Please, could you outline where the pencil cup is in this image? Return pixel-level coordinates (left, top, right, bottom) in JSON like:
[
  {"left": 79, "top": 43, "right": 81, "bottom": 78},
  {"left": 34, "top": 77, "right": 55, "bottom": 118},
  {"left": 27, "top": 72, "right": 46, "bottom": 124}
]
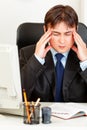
[
  {"left": 23, "top": 102, "right": 40, "bottom": 124},
  {"left": 42, "top": 107, "right": 51, "bottom": 124}
]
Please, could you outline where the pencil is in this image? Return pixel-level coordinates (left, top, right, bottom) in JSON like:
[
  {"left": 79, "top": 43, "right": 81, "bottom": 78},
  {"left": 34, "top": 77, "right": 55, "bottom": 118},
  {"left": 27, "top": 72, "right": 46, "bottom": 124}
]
[{"left": 23, "top": 89, "right": 31, "bottom": 123}]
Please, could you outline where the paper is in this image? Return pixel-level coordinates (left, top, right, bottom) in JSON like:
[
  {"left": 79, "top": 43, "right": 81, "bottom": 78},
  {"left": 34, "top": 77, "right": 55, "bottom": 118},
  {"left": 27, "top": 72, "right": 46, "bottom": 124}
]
[{"left": 51, "top": 103, "right": 87, "bottom": 119}]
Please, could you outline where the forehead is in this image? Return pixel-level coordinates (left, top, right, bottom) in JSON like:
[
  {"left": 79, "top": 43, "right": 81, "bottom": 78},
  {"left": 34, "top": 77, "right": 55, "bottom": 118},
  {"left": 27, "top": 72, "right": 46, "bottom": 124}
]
[{"left": 48, "top": 22, "right": 76, "bottom": 31}]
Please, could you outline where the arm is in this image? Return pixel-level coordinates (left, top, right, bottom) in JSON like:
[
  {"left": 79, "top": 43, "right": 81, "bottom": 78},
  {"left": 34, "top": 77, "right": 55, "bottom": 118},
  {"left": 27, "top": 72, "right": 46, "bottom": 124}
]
[
  {"left": 19, "top": 30, "right": 52, "bottom": 101},
  {"left": 72, "top": 31, "right": 87, "bottom": 83},
  {"left": 19, "top": 47, "right": 46, "bottom": 100}
]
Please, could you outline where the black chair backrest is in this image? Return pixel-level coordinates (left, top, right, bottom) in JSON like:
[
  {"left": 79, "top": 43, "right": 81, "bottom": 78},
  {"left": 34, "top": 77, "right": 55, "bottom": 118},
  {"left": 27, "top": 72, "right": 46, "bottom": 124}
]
[
  {"left": 16, "top": 22, "right": 87, "bottom": 50},
  {"left": 77, "top": 22, "right": 87, "bottom": 44},
  {"left": 16, "top": 22, "right": 44, "bottom": 50}
]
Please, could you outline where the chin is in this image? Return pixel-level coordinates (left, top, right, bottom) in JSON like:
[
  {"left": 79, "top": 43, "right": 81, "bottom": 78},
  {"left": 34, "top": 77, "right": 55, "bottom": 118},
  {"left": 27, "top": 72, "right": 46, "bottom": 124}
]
[
  {"left": 58, "top": 49, "right": 67, "bottom": 53},
  {"left": 58, "top": 48, "right": 70, "bottom": 53}
]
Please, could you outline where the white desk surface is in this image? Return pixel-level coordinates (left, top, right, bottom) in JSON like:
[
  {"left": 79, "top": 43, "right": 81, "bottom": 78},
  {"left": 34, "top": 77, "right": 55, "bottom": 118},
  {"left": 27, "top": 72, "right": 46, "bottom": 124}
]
[{"left": 0, "top": 103, "right": 87, "bottom": 130}]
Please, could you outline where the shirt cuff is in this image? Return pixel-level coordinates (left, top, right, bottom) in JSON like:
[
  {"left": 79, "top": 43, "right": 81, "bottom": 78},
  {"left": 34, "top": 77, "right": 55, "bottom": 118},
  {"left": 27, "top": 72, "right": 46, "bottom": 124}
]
[
  {"left": 80, "top": 60, "right": 87, "bottom": 71},
  {"left": 34, "top": 54, "right": 45, "bottom": 65}
]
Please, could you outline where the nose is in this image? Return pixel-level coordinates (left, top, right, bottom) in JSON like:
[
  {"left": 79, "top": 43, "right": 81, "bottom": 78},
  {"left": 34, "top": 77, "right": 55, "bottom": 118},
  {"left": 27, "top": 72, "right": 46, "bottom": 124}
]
[{"left": 59, "top": 35, "right": 64, "bottom": 44}]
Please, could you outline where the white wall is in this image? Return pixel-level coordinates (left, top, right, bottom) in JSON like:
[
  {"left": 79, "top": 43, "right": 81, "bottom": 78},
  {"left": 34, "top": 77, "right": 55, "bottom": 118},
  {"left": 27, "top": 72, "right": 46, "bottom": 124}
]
[
  {"left": 0, "top": 0, "right": 86, "bottom": 45},
  {"left": 80, "top": 0, "right": 87, "bottom": 26}
]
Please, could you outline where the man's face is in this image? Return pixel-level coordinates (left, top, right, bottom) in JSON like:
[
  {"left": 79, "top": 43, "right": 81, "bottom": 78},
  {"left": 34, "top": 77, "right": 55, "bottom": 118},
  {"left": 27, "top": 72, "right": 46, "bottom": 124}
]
[{"left": 48, "top": 22, "right": 76, "bottom": 53}]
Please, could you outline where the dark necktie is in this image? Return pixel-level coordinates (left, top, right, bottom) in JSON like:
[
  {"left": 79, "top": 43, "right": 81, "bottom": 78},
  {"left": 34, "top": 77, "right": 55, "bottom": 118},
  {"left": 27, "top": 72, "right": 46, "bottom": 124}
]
[{"left": 55, "top": 53, "right": 64, "bottom": 102}]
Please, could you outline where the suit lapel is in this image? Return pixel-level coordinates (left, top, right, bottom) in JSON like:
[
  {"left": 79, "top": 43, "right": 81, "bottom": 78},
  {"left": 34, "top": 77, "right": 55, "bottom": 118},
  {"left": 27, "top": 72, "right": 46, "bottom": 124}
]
[
  {"left": 63, "top": 50, "right": 80, "bottom": 88},
  {"left": 43, "top": 49, "right": 80, "bottom": 98},
  {"left": 44, "top": 51, "right": 55, "bottom": 91}
]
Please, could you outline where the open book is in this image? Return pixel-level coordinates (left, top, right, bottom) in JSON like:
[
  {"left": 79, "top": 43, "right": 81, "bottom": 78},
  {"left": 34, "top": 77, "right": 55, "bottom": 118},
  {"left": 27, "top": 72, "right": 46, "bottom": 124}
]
[{"left": 51, "top": 103, "right": 87, "bottom": 119}]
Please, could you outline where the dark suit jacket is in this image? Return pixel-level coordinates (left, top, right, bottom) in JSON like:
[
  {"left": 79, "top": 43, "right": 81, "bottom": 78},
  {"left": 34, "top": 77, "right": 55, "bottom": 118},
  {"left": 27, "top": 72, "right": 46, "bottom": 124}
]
[{"left": 19, "top": 45, "right": 87, "bottom": 102}]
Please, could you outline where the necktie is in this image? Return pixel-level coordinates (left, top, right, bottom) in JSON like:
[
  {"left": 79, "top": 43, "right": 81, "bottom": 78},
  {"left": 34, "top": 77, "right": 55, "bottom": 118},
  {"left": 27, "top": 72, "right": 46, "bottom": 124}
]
[{"left": 55, "top": 53, "right": 64, "bottom": 102}]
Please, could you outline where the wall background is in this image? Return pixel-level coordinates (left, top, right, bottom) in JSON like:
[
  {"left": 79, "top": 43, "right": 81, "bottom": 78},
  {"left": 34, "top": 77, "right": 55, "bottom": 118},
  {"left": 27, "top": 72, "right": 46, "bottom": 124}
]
[{"left": 0, "top": 0, "right": 87, "bottom": 45}]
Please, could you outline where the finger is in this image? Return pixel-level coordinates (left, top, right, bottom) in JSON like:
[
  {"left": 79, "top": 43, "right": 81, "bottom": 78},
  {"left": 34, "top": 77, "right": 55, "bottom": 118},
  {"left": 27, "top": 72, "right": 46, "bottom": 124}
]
[
  {"left": 37, "top": 31, "right": 51, "bottom": 48},
  {"left": 73, "top": 31, "right": 85, "bottom": 46},
  {"left": 39, "top": 30, "right": 52, "bottom": 43}
]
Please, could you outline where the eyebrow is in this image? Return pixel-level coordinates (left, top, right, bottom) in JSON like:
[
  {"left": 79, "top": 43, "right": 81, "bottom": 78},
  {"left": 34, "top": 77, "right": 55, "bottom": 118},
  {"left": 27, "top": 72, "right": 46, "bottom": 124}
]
[{"left": 52, "top": 30, "right": 73, "bottom": 34}]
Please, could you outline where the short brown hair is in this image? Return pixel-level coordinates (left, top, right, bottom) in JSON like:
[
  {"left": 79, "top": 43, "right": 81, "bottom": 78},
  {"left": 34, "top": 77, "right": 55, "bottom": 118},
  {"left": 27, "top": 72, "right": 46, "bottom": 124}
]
[{"left": 44, "top": 5, "right": 78, "bottom": 30}]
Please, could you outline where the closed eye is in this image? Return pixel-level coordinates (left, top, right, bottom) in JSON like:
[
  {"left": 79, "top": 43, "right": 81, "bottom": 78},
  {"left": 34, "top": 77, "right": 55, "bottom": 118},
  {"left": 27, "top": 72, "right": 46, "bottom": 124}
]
[
  {"left": 52, "top": 31, "right": 73, "bottom": 36},
  {"left": 52, "top": 31, "right": 60, "bottom": 36},
  {"left": 65, "top": 31, "right": 72, "bottom": 36}
]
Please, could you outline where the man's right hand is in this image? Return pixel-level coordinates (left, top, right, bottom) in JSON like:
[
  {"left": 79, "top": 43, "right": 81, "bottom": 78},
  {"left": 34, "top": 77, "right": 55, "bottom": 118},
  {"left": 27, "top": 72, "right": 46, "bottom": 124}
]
[{"left": 34, "top": 30, "right": 52, "bottom": 59}]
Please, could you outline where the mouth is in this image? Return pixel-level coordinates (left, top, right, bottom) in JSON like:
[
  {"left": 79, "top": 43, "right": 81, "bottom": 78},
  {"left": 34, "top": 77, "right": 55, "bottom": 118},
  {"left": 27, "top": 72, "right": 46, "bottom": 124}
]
[{"left": 59, "top": 46, "right": 65, "bottom": 49}]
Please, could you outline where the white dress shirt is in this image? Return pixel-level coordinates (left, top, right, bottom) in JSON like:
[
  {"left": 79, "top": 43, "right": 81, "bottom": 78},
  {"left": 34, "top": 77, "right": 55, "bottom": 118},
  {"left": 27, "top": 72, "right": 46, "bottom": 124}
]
[{"left": 34, "top": 48, "right": 87, "bottom": 71}]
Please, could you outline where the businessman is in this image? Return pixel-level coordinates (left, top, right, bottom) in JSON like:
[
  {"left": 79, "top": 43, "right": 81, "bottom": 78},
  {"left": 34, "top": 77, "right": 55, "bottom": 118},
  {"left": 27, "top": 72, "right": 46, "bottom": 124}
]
[{"left": 19, "top": 5, "right": 87, "bottom": 102}]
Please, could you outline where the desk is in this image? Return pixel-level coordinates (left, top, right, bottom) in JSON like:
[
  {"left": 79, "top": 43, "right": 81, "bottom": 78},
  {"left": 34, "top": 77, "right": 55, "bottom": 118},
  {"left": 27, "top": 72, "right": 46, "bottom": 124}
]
[{"left": 0, "top": 103, "right": 87, "bottom": 130}]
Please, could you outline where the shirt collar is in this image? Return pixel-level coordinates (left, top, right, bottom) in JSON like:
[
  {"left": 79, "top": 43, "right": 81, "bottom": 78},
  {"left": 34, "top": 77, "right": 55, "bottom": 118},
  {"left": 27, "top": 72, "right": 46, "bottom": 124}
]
[{"left": 50, "top": 48, "right": 69, "bottom": 59}]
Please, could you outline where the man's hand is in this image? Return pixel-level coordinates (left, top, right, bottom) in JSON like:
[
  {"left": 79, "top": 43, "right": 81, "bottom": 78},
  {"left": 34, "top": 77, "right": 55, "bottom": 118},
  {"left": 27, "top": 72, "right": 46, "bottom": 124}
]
[
  {"left": 34, "top": 30, "right": 52, "bottom": 59},
  {"left": 72, "top": 31, "right": 87, "bottom": 61}
]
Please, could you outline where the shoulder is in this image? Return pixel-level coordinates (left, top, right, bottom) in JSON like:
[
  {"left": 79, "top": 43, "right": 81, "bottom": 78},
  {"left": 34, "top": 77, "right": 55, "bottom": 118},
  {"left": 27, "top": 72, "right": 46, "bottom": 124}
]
[
  {"left": 20, "top": 44, "right": 36, "bottom": 54},
  {"left": 19, "top": 44, "right": 36, "bottom": 59},
  {"left": 20, "top": 44, "right": 36, "bottom": 52}
]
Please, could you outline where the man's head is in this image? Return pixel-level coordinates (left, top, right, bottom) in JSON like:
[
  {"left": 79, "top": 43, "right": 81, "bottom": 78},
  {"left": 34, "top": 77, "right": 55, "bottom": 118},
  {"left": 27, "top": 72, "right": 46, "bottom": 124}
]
[
  {"left": 44, "top": 5, "right": 78, "bottom": 31},
  {"left": 44, "top": 5, "right": 78, "bottom": 53}
]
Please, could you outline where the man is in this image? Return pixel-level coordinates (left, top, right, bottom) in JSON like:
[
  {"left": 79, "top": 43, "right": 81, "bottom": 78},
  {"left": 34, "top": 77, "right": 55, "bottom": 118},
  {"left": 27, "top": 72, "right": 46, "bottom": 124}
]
[{"left": 19, "top": 5, "right": 87, "bottom": 102}]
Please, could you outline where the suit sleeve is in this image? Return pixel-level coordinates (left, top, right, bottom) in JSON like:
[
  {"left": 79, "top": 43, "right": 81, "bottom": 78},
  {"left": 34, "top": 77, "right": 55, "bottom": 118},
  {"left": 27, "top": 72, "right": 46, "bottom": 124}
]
[
  {"left": 19, "top": 48, "right": 46, "bottom": 101},
  {"left": 80, "top": 68, "right": 87, "bottom": 83}
]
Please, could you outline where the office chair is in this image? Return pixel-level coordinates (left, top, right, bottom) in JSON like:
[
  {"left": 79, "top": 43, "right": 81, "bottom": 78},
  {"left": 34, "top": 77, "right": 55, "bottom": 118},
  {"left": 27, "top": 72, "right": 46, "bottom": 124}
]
[
  {"left": 16, "top": 22, "right": 44, "bottom": 50},
  {"left": 77, "top": 22, "right": 87, "bottom": 44},
  {"left": 16, "top": 22, "right": 87, "bottom": 51}
]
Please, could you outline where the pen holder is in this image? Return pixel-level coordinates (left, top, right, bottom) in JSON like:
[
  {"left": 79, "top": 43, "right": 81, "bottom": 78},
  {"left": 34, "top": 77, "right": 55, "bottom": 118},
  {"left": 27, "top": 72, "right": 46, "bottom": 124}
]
[
  {"left": 23, "top": 102, "right": 40, "bottom": 124},
  {"left": 42, "top": 107, "right": 51, "bottom": 124}
]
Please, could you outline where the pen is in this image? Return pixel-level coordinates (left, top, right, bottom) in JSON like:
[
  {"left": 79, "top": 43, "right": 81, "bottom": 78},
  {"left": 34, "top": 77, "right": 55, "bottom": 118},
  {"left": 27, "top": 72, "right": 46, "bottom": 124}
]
[
  {"left": 23, "top": 89, "right": 31, "bottom": 123},
  {"left": 35, "top": 98, "right": 40, "bottom": 106}
]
